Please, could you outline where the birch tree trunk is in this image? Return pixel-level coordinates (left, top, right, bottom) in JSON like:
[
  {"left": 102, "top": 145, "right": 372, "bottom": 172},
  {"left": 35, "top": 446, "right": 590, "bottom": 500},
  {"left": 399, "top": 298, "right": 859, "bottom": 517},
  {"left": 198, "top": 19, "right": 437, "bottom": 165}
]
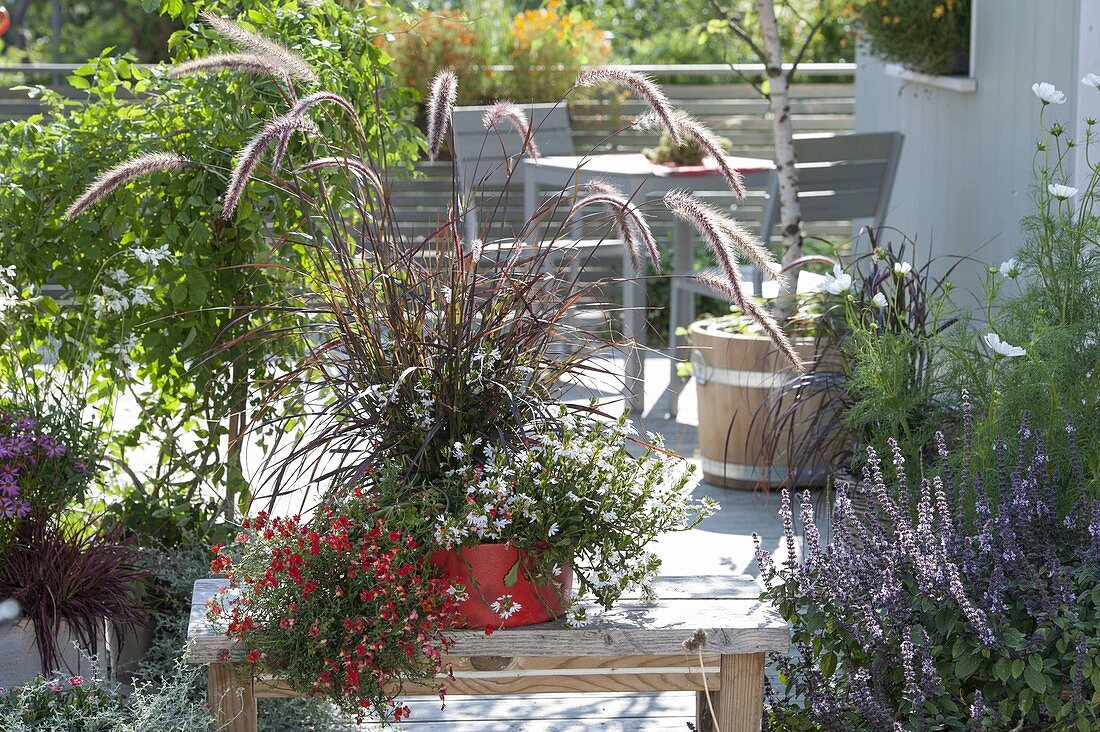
[{"left": 755, "top": 0, "right": 803, "bottom": 314}]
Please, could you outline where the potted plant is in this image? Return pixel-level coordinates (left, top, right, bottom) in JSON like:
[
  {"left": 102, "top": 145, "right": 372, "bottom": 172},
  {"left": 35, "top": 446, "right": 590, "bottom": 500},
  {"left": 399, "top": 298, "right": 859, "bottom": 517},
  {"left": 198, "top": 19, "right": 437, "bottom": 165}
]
[
  {"left": 67, "top": 14, "right": 797, "bottom": 723},
  {"left": 0, "top": 402, "right": 148, "bottom": 689},
  {"left": 845, "top": 0, "right": 973, "bottom": 77}
]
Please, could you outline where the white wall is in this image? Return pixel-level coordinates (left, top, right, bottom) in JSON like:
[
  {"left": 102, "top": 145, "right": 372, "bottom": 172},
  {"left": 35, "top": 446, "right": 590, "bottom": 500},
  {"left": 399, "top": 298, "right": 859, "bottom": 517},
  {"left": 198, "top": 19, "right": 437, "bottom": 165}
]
[{"left": 854, "top": 0, "right": 1085, "bottom": 306}]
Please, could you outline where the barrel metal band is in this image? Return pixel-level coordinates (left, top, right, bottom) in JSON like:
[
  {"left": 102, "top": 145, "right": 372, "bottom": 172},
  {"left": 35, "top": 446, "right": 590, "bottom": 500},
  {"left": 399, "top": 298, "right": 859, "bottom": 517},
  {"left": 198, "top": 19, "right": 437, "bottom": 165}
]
[{"left": 692, "top": 349, "right": 797, "bottom": 389}]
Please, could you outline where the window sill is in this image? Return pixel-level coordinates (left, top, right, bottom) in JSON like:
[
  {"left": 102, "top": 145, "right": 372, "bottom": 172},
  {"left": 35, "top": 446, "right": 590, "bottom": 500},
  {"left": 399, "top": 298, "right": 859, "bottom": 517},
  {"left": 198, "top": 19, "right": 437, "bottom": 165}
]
[{"left": 884, "top": 63, "right": 977, "bottom": 93}]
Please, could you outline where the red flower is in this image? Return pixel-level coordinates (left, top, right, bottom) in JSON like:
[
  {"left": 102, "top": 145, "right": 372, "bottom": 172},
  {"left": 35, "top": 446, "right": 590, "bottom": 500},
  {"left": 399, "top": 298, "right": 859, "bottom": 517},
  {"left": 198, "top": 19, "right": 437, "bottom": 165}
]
[
  {"left": 484, "top": 625, "right": 495, "bottom": 636},
  {"left": 247, "top": 650, "right": 263, "bottom": 664}
]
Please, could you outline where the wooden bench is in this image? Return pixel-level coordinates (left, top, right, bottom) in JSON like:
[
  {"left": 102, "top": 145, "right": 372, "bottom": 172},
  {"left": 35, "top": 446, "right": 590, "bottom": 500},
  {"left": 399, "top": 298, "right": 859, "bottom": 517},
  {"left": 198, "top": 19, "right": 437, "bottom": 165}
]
[{"left": 186, "top": 575, "right": 789, "bottom": 731}]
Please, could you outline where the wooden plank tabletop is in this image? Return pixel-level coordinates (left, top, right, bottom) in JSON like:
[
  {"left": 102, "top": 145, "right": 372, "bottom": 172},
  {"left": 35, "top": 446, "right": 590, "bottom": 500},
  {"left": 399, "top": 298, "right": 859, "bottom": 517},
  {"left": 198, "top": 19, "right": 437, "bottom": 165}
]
[{"left": 187, "top": 575, "right": 788, "bottom": 664}]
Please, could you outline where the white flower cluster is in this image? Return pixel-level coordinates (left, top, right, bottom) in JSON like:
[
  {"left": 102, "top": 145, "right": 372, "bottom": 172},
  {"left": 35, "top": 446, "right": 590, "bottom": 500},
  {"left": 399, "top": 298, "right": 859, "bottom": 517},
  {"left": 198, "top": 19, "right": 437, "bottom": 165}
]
[
  {"left": 0, "top": 265, "right": 19, "bottom": 312},
  {"left": 430, "top": 411, "right": 715, "bottom": 609}
]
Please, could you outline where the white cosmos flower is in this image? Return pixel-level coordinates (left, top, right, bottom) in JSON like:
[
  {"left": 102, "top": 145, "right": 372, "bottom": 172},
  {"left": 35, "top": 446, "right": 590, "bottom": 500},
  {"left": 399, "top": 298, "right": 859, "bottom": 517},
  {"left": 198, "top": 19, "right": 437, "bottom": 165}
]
[
  {"left": 1083, "top": 73, "right": 1100, "bottom": 90},
  {"left": 998, "top": 258, "right": 1020, "bottom": 278},
  {"left": 893, "top": 261, "right": 913, "bottom": 276},
  {"left": 871, "top": 292, "right": 889, "bottom": 309},
  {"left": 1032, "top": 82, "right": 1067, "bottom": 105},
  {"left": 984, "top": 332, "right": 1026, "bottom": 359},
  {"left": 821, "top": 264, "right": 852, "bottom": 295},
  {"left": 1048, "top": 183, "right": 1078, "bottom": 200}
]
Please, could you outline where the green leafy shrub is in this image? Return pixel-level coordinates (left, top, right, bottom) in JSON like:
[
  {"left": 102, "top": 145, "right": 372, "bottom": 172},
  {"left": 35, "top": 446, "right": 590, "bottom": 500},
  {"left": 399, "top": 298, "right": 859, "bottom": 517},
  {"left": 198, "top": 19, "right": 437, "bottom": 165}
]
[
  {"left": 0, "top": 0, "right": 421, "bottom": 519},
  {"left": 847, "top": 0, "right": 972, "bottom": 76}
]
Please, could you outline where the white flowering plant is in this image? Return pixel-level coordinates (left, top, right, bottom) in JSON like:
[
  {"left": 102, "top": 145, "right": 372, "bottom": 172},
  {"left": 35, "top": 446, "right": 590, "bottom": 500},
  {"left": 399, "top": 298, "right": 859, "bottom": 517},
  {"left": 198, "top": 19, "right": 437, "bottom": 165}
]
[
  {"left": 945, "top": 80, "right": 1100, "bottom": 500},
  {"left": 375, "top": 410, "right": 715, "bottom": 613}
]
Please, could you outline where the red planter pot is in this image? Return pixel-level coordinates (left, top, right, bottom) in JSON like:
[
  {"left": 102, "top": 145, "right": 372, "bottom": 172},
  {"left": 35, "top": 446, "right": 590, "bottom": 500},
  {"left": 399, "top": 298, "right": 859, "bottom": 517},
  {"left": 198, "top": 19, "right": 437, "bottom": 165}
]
[{"left": 429, "top": 544, "right": 572, "bottom": 629}]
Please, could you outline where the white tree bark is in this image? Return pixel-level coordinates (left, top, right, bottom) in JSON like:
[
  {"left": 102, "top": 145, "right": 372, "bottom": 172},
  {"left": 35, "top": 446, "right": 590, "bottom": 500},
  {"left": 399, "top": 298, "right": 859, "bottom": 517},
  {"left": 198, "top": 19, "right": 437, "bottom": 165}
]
[{"left": 754, "top": 0, "right": 803, "bottom": 294}]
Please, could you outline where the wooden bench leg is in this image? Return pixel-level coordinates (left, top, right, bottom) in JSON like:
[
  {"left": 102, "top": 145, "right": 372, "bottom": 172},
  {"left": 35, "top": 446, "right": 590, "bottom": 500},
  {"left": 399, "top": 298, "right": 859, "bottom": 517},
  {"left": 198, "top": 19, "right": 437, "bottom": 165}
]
[
  {"left": 715, "top": 653, "right": 764, "bottom": 732},
  {"left": 208, "top": 663, "right": 257, "bottom": 732},
  {"left": 696, "top": 690, "right": 718, "bottom": 732}
]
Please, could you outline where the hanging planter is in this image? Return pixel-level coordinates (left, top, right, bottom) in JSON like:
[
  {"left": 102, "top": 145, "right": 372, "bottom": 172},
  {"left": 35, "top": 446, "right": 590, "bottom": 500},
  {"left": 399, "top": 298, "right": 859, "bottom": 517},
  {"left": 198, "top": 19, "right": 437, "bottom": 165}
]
[{"left": 429, "top": 544, "right": 572, "bottom": 628}]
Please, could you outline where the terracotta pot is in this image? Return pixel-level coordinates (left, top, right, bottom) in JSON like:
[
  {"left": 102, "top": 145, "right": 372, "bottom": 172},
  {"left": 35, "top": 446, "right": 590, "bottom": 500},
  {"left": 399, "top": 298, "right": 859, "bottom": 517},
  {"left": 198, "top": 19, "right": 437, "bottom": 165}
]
[
  {"left": 690, "top": 317, "right": 842, "bottom": 490},
  {"left": 429, "top": 544, "right": 571, "bottom": 628}
]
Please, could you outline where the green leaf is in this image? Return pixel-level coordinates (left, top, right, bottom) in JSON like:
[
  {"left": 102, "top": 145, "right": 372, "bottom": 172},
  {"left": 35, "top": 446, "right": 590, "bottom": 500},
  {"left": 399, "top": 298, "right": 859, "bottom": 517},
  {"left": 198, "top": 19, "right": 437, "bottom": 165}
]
[
  {"left": 1023, "top": 667, "right": 1047, "bottom": 695},
  {"left": 955, "top": 654, "right": 980, "bottom": 680},
  {"left": 67, "top": 75, "right": 91, "bottom": 90},
  {"left": 503, "top": 556, "right": 521, "bottom": 587}
]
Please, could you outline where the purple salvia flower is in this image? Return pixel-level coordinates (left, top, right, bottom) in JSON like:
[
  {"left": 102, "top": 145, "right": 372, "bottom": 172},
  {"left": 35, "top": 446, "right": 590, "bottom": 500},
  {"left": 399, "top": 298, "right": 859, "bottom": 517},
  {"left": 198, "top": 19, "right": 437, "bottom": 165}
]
[
  {"left": 780, "top": 488, "right": 798, "bottom": 571},
  {"left": 576, "top": 66, "right": 682, "bottom": 145},
  {"left": 799, "top": 490, "right": 820, "bottom": 565},
  {"left": 970, "top": 690, "right": 985, "bottom": 730},
  {"left": 900, "top": 634, "right": 917, "bottom": 696},
  {"left": 426, "top": 70, "right": 458, "bottom": 162}
]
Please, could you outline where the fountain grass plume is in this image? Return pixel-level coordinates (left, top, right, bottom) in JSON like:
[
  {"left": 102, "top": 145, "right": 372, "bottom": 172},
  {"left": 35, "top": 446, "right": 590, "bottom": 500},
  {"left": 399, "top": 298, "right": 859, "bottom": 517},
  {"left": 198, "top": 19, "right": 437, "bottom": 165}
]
[
  {"left": 64, "top": 152, "right": 187, "bottom": 219},
  {"left": 223, "top": 115, "right": 317, "bottom": 218},
  {"left": 664, "top": 190, "right": 801, "bottom": 370},
  {"left": 571, "top": 184, "right": 659, "bottom": 274},
  {"left": 199, "top": 11, "right": 317, "bottom": 85},
  {"left": 482, "top": 101, "right": 540, "bottom": 159},
  {"left": 169, "top": 52, "right": 290, "bottom": 82},
  {"left": 576, "top": 66, "right": 682, "bottom": 145},
  {"left": 427, "top": 70, "right": 458, "bottom": 161},
  {"left": 635, "top": 110, "right": 745, "bottom": 198},
  {"left": 296, "top": 156, "right": 385, "bottom": 199},
  {"left": 695, "top": 270, "right": 802, "bottom": 371}
]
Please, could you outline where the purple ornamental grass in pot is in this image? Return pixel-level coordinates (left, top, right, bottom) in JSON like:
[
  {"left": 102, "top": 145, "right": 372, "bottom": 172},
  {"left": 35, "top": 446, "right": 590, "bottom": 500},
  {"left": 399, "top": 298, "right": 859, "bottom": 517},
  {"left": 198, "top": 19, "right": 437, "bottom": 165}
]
[{"left": 0, "top": 407, "right": 147, "bottom": 687}]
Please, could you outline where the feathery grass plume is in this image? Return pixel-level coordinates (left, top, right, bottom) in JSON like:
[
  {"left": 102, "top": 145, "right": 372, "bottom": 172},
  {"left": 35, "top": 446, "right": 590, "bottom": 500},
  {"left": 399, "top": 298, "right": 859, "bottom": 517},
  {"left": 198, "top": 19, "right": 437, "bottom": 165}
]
[
  {"left": 664, "top": 191, "right": 801, "bottom": 370},
  {"left": 427, "top": 69, "right": 458, "bottom": 161},
  {"left": 696, "top": 270, "right": 802, "bottom": 371},
  {"left": 223, "top": 115, "right": 316, "bottom": 218},
  {"left": 275, "top": 92, "right": 359, "bottom": 169},
  {"left": 717, "top": 217, "right": 786, "bottom": 289},
  {"left": 199, "top": 11, "right": 317, "bottom": 85},
  {"left": 64, "top": 152, "right": 187, "bottom": 219},
  {"left": 168, "top": 52, "right": 290, "bottom": 82},
  {"left": 576, "top": 66, "right": 682, "bottom": 145},
  {"left": 482, "top": 101, "right": 541, "bottom": 159},
  {"left": 296, "top": 156, "right": 385, "bottom": 199},
  {"left": 637, "top": 110, "right": 746, "bottom": 198},
  {"left": 571, "top": 189, "right": 659, "bottom": 274}
]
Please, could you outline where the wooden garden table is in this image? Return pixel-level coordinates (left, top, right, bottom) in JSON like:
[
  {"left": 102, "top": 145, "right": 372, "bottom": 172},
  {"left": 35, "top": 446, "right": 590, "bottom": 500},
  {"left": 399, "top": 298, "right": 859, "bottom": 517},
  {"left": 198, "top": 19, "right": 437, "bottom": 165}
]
[{"left": 186, "top": 574, "right": 788, "bottom": 732}]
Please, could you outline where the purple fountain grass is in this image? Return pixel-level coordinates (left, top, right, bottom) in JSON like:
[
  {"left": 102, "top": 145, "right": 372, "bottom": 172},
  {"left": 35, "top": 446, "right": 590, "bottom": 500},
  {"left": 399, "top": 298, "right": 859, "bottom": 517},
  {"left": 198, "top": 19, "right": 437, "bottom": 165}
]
[
  {"left": 663, "top": 190, "right": 801, "bottom": 369},
  {"left": 426, "top": 70, "right": 458, "bottom": 162},
  {"left": 296, "top": 157, "right": 385, "bottom": 199},
  {"left": 482, "top": 101, "right": 540, "bottom": 159},
  {"left": 168, "top": 52, "right": 290, "bottom": 82},
  {"left": 199, "top": 11, "right": 317, "bottom": 85},
  {"left": 223, "top": 115, "right": 317, "bottom": 218},
  {"left": 575, "top": 66, "right": 682, "bottom": 145},
  {"left": 635, "top": 110, "right": 746, "bottom": 198},
  {"left": 569, "top": 186, "right": 659, "bottom": 274},
  {"left": 63, "top": 153, "right": 187, "bottom": 219}
]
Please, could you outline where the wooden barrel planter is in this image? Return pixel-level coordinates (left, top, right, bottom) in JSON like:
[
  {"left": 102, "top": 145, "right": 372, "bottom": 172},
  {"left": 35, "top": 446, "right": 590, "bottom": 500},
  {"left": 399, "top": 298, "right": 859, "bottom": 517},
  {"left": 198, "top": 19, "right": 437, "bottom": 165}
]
[{"left": 690, "top": 316, "right": 839, "bottom": 491}]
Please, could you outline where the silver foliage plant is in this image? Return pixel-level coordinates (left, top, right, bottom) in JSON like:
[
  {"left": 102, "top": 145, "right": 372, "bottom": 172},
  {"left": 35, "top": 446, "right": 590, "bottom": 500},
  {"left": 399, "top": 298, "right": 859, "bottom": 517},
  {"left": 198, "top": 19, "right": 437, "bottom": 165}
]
[{"left": 65, "top": 17, "right": 801, "bottom": 504}]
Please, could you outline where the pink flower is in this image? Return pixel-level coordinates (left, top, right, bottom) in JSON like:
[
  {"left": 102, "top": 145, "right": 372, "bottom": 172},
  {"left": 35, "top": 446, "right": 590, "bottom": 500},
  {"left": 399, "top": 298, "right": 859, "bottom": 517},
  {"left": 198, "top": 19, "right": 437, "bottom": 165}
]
[
  {"left": 67, "top": 675, "right": 85, "bottom": 687},
  {"left": 47, "top": 681, "right": 63, "bottom": 692}
]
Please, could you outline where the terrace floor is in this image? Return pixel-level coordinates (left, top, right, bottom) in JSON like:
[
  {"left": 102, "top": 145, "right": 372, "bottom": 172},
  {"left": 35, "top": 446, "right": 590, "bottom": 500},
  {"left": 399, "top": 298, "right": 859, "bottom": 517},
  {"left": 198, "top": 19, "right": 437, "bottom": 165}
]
[{"left": 345, "top": 351, "right": 800, "bottom": 731}]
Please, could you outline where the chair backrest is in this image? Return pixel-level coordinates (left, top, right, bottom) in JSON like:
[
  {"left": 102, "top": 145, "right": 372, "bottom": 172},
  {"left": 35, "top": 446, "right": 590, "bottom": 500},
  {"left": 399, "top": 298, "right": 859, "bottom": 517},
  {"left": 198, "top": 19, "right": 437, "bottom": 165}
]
[
  {"left": 450, "top": 103, "right": 574, "bottom": 242},
  {"left": 758, "top": 131, "right": 904, "bottom": 242}
]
